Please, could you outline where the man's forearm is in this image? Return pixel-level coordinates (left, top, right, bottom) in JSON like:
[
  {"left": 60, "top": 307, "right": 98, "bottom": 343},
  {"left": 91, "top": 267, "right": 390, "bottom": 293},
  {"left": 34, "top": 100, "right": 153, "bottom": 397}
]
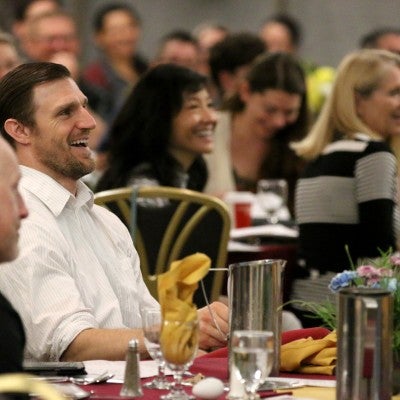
[{"left": 60, "top": 328, "right": 149, "bottom": 361}]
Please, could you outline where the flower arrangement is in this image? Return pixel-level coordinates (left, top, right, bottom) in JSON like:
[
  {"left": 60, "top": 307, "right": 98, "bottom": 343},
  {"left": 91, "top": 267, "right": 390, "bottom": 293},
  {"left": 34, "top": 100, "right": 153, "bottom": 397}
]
[{"left": 303, "top": 247, "right": 400, "bottom": 361}]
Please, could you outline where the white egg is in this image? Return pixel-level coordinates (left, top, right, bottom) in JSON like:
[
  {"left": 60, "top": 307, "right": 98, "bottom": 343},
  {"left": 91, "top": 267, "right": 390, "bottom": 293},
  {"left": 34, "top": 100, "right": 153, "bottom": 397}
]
[{"left": 192, "top": 377, "right": 225, "bottom": 399}]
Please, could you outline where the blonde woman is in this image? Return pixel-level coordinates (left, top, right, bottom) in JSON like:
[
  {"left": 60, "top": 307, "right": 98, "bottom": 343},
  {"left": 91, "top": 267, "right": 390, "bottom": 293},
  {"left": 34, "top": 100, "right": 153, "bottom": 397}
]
[{"left": 290, "top": 49, "right": 400, "bottom": 324}]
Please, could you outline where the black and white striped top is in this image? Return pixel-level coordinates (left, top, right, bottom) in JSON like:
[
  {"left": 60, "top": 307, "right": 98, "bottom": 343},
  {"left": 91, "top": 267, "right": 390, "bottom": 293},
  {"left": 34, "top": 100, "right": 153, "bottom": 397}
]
[{"left": 295, "top": 133, "right": 400, "bottom": 272}]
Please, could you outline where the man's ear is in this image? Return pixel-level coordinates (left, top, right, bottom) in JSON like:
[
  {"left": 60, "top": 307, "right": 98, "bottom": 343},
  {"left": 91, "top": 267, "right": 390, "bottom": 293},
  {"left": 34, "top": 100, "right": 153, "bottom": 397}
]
[{"left": 3, "top": 119, "right": 31, "bottom": 144}]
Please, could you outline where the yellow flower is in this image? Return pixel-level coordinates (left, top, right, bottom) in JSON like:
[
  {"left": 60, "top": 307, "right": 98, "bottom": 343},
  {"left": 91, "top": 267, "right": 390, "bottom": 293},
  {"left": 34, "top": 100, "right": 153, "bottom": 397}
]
[{"left": 306, "top": 66, "right": 336, "bottom": 116}]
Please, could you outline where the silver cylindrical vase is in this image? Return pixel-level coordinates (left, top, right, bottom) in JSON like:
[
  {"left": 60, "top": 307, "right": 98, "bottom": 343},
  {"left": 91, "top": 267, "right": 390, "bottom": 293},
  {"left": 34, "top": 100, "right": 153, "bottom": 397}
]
[{"left": 336, "top": 287, "right": 393, "bottom": 400}]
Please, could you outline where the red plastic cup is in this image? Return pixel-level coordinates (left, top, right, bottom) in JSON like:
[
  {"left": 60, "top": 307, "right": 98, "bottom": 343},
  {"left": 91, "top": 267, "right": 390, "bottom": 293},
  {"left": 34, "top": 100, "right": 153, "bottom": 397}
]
[
  {"left": 223, "top": 191, "right": 254, "bottom": 228},
  {"left": 234, "top": 202, "right": 252, "bottom": 228}
]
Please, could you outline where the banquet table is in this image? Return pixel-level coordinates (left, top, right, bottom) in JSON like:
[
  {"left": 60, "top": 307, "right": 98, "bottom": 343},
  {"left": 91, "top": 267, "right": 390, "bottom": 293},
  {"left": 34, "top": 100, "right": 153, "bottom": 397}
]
[
  {"left": 84, "top": 353, "right": 400, "bottom": 400},
  {"left": 81, "top": 327, "right": 400, "bottom": 400}
]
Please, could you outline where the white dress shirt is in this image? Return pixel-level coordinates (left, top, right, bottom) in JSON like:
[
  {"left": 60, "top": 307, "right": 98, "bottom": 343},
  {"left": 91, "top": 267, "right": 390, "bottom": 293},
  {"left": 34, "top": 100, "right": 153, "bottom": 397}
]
[{"left": 0, "top": 166, "right": 158, "bottom": 361}]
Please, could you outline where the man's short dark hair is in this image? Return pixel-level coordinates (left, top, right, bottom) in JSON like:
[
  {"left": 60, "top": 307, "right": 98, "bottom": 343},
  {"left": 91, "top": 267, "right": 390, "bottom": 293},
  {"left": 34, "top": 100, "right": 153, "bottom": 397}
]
[
  {"left": 260, "top": 13, "right": 302, "bottom": 48},
  {"left": 359, "top": 27, "right": 400, "bottom": 48},
  {"left": 209, "top": 32, "right": 265, "bottom": 89},
  {"left": 0, "top": 62, "right": 70, "bottom": 144},
  {"left": 159, "top": 30, "right": 199, "bottom": 48},
  {"left": 13, "top": 0, "right": 61, "bottom": 22},
  {"left": 92, "top": 1, "right": 141, "bottom": 32}
]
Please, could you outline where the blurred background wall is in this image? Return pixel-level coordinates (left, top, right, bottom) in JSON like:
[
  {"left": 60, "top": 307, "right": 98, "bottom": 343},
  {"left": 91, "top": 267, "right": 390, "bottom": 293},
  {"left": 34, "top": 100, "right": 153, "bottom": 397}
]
[{"left": 1, "top": 0, "right": 399, "bottom": 68}]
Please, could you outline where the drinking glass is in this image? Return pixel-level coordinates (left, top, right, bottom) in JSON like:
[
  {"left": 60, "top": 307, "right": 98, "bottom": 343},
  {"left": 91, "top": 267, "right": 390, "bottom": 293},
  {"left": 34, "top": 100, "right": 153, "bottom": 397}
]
[
  {"left": 141, "top": 308, "right": 171, "bottom": 389},
  {"left": 232, "top": 330, "right": 274, "bottom": 400},
  {"left": 160, "top": 319, "right": 198, "bottom": 400},
  {"left": 256, "top": 179, "right": 288, "bottom": 224}
]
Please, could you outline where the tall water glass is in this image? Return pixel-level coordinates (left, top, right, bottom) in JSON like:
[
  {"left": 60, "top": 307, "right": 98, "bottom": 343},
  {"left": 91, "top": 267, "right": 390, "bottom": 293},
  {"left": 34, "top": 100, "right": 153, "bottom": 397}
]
[
  {"left": 256, "top": 179, "right": 288, "bottom": 224},
  {"left": 141, "top": 308, "right": 170, "bottom": 389},
  {"left": 232, "top": 330, "right": 274, "bottom": 399}
]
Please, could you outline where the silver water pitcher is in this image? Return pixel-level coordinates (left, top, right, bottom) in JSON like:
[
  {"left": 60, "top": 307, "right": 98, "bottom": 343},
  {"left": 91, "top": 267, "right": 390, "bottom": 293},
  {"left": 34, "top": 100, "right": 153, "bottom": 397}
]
[
  {"left": 336, "top": 287, "right": 393, "bottom": 400},
  {"left": 228, "top": 258, "right": 286, "bottom": 377}
]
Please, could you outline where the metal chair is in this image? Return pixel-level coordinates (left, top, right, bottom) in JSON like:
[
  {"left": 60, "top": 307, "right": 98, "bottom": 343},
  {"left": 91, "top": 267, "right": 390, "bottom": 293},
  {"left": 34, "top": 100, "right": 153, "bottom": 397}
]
[
  {"left": 0, "top": 373, "right": 65, "bottom": 400},
  {"left": 94, "top": 186, "right": 231, "bottom": 306}
]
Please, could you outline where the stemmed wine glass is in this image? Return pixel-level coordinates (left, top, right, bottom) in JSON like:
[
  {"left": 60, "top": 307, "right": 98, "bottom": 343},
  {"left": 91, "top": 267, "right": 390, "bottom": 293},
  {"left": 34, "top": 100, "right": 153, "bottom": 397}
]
[
  {"left": 141, "top": 308, "right": 171, "bottom": 389},
  {"left": 256, "top": 179, "right": 288, "bottom": 224},
  {"left": 232, "top": 330, "right": 274, "bottom": 400},
  {"left": 160, "top": 319, "right": 199, "bottom": 400}
]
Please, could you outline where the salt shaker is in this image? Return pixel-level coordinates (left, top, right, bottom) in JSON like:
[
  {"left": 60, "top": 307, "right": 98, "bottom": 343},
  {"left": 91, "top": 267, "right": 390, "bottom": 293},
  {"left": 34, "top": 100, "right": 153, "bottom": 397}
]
[{"left": 120, "top": 339, "right": 143, "bottom": 397}]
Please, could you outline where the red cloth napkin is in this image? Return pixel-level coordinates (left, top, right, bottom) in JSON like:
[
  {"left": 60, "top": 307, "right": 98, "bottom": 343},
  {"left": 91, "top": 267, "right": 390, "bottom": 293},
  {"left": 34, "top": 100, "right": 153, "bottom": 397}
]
[{"left": 199, "top": 327, "right": 332, "bottom": 359}]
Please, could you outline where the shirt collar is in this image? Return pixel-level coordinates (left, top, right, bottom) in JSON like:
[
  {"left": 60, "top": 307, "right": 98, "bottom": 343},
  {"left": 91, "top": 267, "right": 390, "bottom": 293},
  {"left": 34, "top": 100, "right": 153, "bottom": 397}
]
[{"left": 20, "top": 166, "right": 94, "bottom": 216}]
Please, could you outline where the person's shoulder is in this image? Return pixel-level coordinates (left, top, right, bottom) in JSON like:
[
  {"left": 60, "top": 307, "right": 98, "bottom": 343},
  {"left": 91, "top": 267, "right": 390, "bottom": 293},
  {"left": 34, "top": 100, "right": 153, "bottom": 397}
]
[
  {"left": 355, "top": 134, "right": 393, "bottom": 154},
  {"left": 92, "top": 202, "right": 123, "bottom": 222},
  {"left": 324, "top": 134, "right": 389, "bottom": 155},
  {"left": 128, "top": 163, "right": 159, "bottom": 185}
]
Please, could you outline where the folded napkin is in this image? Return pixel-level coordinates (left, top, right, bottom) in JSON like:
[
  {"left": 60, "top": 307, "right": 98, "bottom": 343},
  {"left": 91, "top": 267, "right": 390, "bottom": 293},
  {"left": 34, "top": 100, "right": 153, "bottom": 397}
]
[
  {"left": 200, "top": 327, "right": 333, "bottom": 360},
  {"left": 281, "top": 327, "right": 331, "bottom": 345},
  {"left": 280, "top": 331, "right": 337, "bottom": 375},
  {"left": 158, "top": 253, "right": 210, "bottom": 364}
]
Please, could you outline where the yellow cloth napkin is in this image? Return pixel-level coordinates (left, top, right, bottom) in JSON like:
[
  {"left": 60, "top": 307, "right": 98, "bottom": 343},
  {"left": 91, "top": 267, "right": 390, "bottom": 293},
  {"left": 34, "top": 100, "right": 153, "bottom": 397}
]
[
  {"left": 158, "top": 253, "right": 210, "bottom": 364},
  {"left": 280, "top": 331, "right": 337, "bottom": 375}
]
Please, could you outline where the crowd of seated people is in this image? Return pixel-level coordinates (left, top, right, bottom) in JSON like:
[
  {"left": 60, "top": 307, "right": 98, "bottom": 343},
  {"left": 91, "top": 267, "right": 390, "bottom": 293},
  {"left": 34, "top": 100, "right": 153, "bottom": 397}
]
[{"left": 0, "top": 0, "right": 400, "bottom": 373}]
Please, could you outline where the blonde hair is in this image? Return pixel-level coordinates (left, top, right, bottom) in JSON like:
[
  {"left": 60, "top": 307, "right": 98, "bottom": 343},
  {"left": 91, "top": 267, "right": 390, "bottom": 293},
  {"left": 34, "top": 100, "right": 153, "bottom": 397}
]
[{"left": 291, "top": 49, "right": 400, "bottom": 160}]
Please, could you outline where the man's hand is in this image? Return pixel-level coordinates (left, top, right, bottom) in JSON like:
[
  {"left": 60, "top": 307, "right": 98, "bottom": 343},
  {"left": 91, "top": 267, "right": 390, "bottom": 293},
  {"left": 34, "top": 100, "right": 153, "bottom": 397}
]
[{"left": 197, "top": 301, "right": 229, "bottom": 350}]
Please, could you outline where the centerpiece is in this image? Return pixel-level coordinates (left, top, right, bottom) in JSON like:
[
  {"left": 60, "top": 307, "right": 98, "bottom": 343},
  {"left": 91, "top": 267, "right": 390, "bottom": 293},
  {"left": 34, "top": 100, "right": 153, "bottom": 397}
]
[{"left": 302, "top": 247, "right": 400, "bottom": 392}]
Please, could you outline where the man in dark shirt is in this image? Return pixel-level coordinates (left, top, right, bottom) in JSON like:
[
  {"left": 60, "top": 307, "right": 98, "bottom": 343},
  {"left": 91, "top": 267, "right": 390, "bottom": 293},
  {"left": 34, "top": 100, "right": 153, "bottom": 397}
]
[{"left": 0, "top": 137, "right": 29, "bottom": 373}]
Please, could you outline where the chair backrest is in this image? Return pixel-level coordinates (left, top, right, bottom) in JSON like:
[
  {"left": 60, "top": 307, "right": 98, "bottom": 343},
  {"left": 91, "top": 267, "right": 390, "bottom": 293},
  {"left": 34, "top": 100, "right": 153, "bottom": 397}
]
[
  {"left": 0, "top": 373, "right": 65, "bottom": 400},
  {"left": 94, "top": 186, "right": 231, "bottom": 306}
]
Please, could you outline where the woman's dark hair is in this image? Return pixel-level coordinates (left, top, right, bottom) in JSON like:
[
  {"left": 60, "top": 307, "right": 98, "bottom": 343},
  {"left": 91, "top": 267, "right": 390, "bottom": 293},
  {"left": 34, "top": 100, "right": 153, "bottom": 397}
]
[
  {"left": 96, "top": 63, "right": 209, "bottom": 191},
  {"left": 225, "top": 52, "right": 309, "bottom": 212},
  {"left": 0, "top": 62, "right": 70, "bottom": 145}
]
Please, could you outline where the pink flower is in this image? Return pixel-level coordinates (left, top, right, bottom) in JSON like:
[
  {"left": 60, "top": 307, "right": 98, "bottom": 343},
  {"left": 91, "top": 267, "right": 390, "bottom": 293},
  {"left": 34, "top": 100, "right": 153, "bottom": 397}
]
[
  {"left": 390, "top": 255, "right": 400, "bottom": 266},
  {"left": 357, "top": 265, "right": 381, "bottom": 278},
  {"left": 378, "top": 268, "right": 393, "bottom": 277}
]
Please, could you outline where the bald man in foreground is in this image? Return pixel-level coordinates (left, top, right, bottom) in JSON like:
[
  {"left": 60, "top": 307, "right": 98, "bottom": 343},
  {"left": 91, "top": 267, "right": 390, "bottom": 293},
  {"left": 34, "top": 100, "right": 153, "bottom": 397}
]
[{"left": 0, "top": 137, "right": 29, "bottom": 373}]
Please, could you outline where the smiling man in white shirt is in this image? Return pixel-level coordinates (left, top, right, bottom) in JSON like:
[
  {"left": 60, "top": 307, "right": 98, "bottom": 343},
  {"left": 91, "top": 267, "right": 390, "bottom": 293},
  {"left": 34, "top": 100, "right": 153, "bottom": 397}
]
[{"left": 0, "top": 62, "right": 228, "bottom": 361}]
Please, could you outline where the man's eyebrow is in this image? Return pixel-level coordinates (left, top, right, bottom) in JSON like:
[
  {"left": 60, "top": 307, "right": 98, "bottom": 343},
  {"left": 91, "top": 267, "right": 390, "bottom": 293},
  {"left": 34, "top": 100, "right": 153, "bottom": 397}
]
[{"left": 53, "top": 97, "right": 89, "bottom": 114}]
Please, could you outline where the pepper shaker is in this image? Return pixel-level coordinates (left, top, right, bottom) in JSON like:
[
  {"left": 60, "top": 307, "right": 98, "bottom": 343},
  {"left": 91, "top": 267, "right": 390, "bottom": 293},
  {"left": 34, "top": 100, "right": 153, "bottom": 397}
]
[{"left": 120, "top": 339, "right": 143, "bottom": 397}]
